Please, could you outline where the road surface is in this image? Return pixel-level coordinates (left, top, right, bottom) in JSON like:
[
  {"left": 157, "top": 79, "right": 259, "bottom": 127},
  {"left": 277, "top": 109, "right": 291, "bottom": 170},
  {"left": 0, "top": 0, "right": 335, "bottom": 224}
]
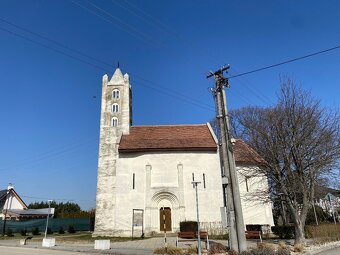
[
  {"left": 0, "top": 246, "right": 95, "bottom": 255},
  {"left": 316, "top": 247, "right": 340, "bottom": 255}
]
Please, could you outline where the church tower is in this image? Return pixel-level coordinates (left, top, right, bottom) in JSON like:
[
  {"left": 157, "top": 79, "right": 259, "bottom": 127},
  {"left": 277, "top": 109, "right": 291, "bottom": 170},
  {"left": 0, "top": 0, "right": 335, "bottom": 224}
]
[{"left": 94, "top": 67, "right": 131, "bottom": 236}]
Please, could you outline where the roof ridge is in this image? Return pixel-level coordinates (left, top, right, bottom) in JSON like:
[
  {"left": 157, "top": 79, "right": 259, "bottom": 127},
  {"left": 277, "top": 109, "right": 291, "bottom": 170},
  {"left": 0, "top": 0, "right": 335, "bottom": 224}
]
[{"left": 131, "top": 124, "right": 207, "bottom": 127}]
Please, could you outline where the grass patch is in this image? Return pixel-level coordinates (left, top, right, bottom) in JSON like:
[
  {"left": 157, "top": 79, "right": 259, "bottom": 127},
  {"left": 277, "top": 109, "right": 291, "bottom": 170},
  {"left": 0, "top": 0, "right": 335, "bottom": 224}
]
[{"left": 209, "top": 233, "right": 229, "bottom": 240}]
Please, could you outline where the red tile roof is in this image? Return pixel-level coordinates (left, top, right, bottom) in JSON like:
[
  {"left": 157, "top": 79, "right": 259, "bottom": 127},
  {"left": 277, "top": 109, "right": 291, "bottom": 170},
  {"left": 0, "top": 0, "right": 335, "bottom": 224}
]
[
  {"left": 118, "top": 124, "right": 266, "bottom": 166},
  {"left": 119, "top": 124, "right": 217, "bottom": 152},
  {"left": 233, "top": 139, "right": 267, "bottom": 166}
]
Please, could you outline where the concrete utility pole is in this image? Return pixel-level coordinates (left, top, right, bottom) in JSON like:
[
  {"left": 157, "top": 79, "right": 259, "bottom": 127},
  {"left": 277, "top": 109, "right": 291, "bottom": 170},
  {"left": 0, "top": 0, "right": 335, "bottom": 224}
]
[
  {"left": 207, "top": 66, "right": 247, "bottom": 253},
  {"left": 44, "top": 200, "right": 52, "bottom": 239}
]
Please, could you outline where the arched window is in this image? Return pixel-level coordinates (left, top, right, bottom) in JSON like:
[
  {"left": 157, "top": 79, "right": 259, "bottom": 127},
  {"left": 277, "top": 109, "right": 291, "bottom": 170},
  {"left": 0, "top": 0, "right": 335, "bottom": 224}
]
[
  {"left": 112, "top": 103, "right": 119, "bottom": 113},
  {"left": 112, "top": 117, "right": 118, "bottom": 127},
  {"left": 112, "top": 89, "right": 120, "bottom": 99}
]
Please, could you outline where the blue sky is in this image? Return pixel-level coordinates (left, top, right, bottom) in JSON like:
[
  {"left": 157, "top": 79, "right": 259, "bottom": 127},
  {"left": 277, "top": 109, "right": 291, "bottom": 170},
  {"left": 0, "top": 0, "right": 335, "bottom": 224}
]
[{"left": 0, "top": 0, "right": 339, "bottom": 210}]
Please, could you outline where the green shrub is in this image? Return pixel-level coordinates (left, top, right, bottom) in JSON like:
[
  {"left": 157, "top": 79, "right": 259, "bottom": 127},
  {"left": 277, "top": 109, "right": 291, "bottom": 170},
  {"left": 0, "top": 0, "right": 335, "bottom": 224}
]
[
  {"left": 32, "top": 227, "right": 40, "bottom": 235},
  {"left": 20, "top": 229, "right": 27, "bottom": 236},
  {"left": 179, "top": 221, "right": 197, "bottom": 232},
  {"left": 58, "top": 226, "right": 65, "bottom": 234},
  {"left": 47, "top": 227, "right": 53, "bottom": 234},
  {"left": 68, "top": 225, "right": 76, "bottom": 234},
  {"left": 271, "top": 226, "right": 294, "bottom": 239},
  {"left": 305, "top": 205, "right": 331, "bottom": 225},
  {"left": 6, "top": 228, "right": 14, "bottom": 237}
]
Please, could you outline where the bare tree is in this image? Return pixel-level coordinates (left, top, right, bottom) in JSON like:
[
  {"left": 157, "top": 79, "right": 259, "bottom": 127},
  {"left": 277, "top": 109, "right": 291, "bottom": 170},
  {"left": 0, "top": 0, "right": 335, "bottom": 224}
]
[{"left": 230, "top": 78, "right": 340, "bottom": 244}]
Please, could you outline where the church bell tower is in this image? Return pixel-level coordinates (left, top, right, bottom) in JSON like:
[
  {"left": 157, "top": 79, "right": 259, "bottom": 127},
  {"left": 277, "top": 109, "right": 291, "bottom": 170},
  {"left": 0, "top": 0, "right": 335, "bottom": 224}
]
[{"left": 94, "top": 67, "right": 131, "bottom": 236}]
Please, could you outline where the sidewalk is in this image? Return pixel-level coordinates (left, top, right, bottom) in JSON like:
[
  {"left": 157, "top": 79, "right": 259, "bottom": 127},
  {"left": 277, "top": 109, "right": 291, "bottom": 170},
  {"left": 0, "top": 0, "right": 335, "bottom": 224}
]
[
  {"left": 0, "top": 237, "right": 254, "bottom": 255},
  {"left": 1, "top": 237, "right": 340, "bottom": 255}
]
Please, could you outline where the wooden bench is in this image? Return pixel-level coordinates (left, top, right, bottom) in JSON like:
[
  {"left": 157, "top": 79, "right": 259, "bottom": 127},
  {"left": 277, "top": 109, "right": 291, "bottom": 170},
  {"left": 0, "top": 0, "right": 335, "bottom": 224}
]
[
  {"left": 176, "top": 231, "right": 209, "bottom": 250},
  {"left": 245, "top": 231, "right": 262, "bottom": 243}
]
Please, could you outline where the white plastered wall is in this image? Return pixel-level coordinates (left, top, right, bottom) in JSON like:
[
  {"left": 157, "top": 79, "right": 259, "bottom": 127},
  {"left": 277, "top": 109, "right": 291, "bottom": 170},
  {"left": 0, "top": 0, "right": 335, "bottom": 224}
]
[
  {"left": 237, "top": 165, "right": 275, "bottom": 227},
  {"left": 114, "top": 151, "right": 224, "bottom": 236}
]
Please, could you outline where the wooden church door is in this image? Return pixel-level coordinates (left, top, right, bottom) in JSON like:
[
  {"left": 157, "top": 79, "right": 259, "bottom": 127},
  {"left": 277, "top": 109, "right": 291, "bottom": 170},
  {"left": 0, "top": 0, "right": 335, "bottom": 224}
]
[{"left": 159, "top": 207, "right": 172, "bottom": 231}]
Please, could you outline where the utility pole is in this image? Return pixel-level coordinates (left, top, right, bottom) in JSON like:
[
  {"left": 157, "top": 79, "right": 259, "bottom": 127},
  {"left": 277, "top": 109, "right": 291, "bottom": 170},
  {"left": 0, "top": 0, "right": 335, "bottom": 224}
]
[
  {"left": 192, "top": 181, "right": 202, "bottom": 255},
  {"left": 44, "top": 200, "right": 52, "bottom": 239},
  {"left": 207, "top": 66, "right": 247, "bottom": 253}
]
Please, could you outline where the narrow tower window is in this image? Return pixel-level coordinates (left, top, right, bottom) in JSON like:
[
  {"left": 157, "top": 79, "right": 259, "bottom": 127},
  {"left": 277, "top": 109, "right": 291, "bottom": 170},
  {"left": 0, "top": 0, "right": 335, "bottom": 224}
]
[
  {"left": 112, "top": 89, "right": 120, "bottom": 99},
  {"left": 112, "top": 103, "right": 119, "bottom": 113},
  {"left": 245, "top": 176, "right": 250, "bottom": 192},
  {"left": 192, "top": 173, "right": 195, "bottom": 188},
  {"left": 203, "top": 173, "right": 206, "bottom": 188},
  {"left": 133, "top": 173, "right": 135, "bottom": 189},
  {"left": 112, "top": 117, "right": 118, "bottom": 127}
]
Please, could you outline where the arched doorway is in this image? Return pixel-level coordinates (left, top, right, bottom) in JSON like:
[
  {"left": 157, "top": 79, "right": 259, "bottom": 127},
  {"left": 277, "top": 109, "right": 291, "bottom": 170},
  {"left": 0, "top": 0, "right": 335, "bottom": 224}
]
[
  {"left": 149, "top": 191, "right": 181, "bottom": 233},
  {"left": 159, "top": 207, "right": 172, "bottom": 231}
]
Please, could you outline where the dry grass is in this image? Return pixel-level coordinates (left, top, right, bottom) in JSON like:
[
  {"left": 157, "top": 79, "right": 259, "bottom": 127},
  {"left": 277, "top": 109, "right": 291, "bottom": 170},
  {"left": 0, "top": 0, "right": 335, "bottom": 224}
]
[
  {"left": 154, "top": 246, "right": 185, "bottom": 255},
  {"left": 305, "top": 224, "right": 340, "bottom": 244},
  {"left": 154, "top": 245, "right": 202, "bottom": 255},
  {"left": 249, "top": 242, "right": 276, "bottom": 255},
  {"left": 277, "top": 241, "right": 287, "bottom": 249},
  {"left": 292, "top": 244, "right": 304, "bottom": 253},
  {"left": 209, "top": 242, "right": 227, "bottom": 255}
]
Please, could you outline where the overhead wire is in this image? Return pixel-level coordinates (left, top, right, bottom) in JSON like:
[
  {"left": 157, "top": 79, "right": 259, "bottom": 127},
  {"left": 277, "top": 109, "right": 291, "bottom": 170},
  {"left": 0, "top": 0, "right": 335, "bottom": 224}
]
[
  {"left": 0, "top": 17, "right": 113, "bottom": 69},
  {"left": 0, "top": 26, "right": 108, "bottom": 72},
  {"left": 111, "top": 0, "right": 273, "bottom": 105},
  {"left": 70, "top": 0, "right": 159, "bottom": 47},
  {"left": 228, "top": 69, "right": 274, "bottom": 105},
  {"left": 115, "top": 0, "right": 224, "bottom": 67},
  {"left": 0, "top": 138, "right": 97, "bottom": 171},
  {"left": 114, "top": 2, "right": 340, "bottom": 102},
  {"left": 228, "top": 45, "right": 340, "bottom": 79},
  {"left": 0, "top": 17, "right": 213, "bottom": 113},
  {"left": 71, "top": 0, "right": 209, "bottom": 72}
]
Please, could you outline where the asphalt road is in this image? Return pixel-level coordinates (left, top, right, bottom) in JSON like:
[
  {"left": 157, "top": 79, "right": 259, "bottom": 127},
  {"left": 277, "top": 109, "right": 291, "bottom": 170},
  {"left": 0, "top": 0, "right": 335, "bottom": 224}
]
[
  {"left": 317, "top": 247, "right": 340, "bottom": 255},
  {"left": 0, "top": 246, "right": 95, "bottom": 255}
]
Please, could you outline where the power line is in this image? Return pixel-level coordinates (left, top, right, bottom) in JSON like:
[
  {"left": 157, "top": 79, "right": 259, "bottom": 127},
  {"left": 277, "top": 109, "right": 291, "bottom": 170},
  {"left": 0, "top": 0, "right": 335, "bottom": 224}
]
[
  {"left": 71, "top": 0, "right": 165, "bottom": 49},
  {"left": 228, "top": 69, "right": 274, "bottom": 105},
  {"left": 0, "top": 17, "right": 112, "bottom": 69},
  {"left": 0, "top": 139, "right": 96, "bottom": 171},
  {"left": 0, "top": 26, "right": 109, "bottom": 72},
  {"left": 115, "top": 0, "right": 224, "bottom": 67},
  {"left": 229, "top": 45, "right": 340, "bottom": 79},
  {"left": 72, "top": 0, "right": 209, "bottom": 72},
  {"left": 0, "top": 19, "right": 213, "bottom": 112}
]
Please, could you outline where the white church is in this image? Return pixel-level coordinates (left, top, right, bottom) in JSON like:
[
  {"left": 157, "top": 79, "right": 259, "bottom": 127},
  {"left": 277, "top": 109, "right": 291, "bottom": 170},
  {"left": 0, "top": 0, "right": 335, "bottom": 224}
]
[{"left": 94, "top": 68, "right": 274, "bottom": 237}]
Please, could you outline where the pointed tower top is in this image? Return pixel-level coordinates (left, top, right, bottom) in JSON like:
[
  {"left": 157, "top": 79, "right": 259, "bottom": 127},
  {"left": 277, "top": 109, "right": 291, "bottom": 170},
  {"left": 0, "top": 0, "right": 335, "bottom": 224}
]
[
  {"left": 109, "top": 67, "right": 124, "bottom": 85},
  {"left": 117, "top": 61, "right": 120, "bottom": 68}
]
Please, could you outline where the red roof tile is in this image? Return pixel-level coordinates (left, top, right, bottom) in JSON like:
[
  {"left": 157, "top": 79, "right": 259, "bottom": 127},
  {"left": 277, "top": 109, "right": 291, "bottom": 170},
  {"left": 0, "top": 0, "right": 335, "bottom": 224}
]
[
  {"left": 119, "top": 125, "right": 266, "bottom": 166},
  {"left": 119, "top": 124, "right": 217, "bottom": 152},
  {"left": 233, "top": 139, "right": 267, "bottom": 166}
]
